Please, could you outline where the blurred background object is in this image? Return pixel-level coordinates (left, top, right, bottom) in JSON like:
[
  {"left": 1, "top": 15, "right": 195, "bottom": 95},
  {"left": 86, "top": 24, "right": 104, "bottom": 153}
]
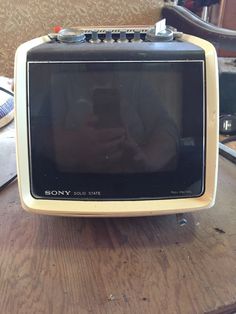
[
  {"left": 179, "top": 0, "right": 236, "bottom": 56},
  {"left": 0, "top": 0, "right": 164, "bottom": 77}
]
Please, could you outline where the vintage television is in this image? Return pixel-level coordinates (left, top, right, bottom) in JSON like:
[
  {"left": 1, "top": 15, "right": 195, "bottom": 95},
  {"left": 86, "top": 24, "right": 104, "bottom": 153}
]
[{"left": 14, "top": 24, "right": 219, "bottom": 216}]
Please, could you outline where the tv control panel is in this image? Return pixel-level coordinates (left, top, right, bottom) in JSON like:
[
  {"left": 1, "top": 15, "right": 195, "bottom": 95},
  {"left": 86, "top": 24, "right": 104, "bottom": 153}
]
[{"left": 48, "top": 20, "right": 183, "bottom": 44}]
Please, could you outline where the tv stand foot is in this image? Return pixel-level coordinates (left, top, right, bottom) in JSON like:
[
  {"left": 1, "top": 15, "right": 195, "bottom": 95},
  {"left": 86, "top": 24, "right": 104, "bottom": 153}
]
[{"left": 176, "top": 213, "right": 188, "bottom": 226}]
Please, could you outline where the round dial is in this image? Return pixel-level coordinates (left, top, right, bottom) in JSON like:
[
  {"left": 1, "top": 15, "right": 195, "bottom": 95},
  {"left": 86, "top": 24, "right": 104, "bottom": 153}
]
[{"left": 57, "top": 28, "right": 86, "bottom": 43}]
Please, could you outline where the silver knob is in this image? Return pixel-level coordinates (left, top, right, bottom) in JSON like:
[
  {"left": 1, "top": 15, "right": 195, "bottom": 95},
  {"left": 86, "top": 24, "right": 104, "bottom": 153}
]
[
  {"left": 131, "top": 31, "right": 143, "bottom": 43},
  {"left": 146, "top": 27, "right": 174, "bottom": 42},
  {"left": 117, "top": 31, "right": 128, "bottom": 43},
  {"left": 57, "top": 28, "right": 86, "bottom": 43},
  {"left": 89, "top": 31, "right": 101, "bottom": 44},
  {"left": 103, "top": 31, "right": 114, "bottom": 43}
]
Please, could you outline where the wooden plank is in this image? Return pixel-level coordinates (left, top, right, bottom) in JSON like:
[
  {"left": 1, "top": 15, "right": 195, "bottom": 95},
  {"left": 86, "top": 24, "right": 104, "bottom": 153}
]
[{"left": 0, "top": 157, "right": 235, "bottom": 314}]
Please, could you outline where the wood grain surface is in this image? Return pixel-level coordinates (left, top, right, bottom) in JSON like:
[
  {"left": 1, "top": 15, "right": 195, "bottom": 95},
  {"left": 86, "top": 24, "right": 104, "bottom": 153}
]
[{"left": 0, "top": 157, "right": 236, "bottom": 314}]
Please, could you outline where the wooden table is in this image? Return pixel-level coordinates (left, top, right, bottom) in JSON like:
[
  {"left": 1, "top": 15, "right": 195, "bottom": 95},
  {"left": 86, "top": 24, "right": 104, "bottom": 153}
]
[{"left": 0, "top": 156, "right": 235, "bottom": 314}]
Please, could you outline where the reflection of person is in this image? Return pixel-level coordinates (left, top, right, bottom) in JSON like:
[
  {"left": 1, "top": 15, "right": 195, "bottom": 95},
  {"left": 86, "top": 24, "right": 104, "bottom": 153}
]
[{"left": 51, "top": 67, "right": 179, "bottom": 173}]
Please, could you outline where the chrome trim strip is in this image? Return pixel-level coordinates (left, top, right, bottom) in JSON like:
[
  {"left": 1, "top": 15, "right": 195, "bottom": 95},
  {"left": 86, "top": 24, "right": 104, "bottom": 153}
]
[{"left": 28, "top": 60, "right": 204, "bottom": 64}]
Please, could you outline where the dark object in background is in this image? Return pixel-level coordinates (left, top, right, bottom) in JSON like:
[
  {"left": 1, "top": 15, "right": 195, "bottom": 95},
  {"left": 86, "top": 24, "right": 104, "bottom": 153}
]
[
  {"left": 181, "top": 0, "right": 219, "bottom": 12},
  {"left": 220, "top": 115, "right": 236, "bottom": 135},
  {"left": 219, "top": 58, "right": 236, "bottom": 115},
  {"left": 162, "top": 4, "right": 236, "bottom": 52}
]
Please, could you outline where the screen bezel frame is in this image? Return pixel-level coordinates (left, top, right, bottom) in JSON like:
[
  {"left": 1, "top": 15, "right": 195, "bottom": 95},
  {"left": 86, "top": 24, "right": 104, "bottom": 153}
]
[{"left": 27, "top": 59, "right": 206, "bottom": 201}]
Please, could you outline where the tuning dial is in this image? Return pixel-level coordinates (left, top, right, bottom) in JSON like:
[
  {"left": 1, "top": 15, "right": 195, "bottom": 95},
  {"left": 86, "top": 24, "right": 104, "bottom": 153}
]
[
  {"left": 117, "top": 31, "right": 129, "bottom": 43},
  {"left": 89, "top": 31, "right": 101, "bottom": 44},
  {"left": 131, "top": 31, "right": 143, "bottom": 43},
  {"left": 103, "top": 31, "right": 114, "bottom": 43},
  {"left": 57, "top": 28, "right": 86, "bottom": 43}
]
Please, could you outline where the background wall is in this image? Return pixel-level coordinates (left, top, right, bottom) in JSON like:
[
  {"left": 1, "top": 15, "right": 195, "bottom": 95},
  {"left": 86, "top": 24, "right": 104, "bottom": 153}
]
[{"left": 0, "top": 0, "right": 163, "bottom": 77}]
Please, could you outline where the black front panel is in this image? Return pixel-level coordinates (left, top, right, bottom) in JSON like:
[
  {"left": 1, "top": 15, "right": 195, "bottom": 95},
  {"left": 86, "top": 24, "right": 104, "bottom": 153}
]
[
  {"left": 28, "top": 61, "right": 205, "bottom": 200},
  {"left": 27, "top": 41, "right": 205, "bottom": 62}
]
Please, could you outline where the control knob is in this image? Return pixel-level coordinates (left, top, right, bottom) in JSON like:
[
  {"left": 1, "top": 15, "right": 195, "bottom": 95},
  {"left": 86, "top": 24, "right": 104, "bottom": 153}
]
[{"left": 57, "top": 28, "right": 86, "bottom": 43}]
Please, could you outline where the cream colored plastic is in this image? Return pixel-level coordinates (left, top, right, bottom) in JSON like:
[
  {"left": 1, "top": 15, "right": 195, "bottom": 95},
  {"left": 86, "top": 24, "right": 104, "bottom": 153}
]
[{"left": 14, "top": 34, "right": 219, "bottom": 216}]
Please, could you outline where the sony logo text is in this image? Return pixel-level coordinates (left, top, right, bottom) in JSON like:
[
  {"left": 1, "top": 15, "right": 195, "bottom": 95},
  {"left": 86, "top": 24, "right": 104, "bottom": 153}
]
[{"left": 45, "top": 190, "right": 71, "bottom": 196}]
